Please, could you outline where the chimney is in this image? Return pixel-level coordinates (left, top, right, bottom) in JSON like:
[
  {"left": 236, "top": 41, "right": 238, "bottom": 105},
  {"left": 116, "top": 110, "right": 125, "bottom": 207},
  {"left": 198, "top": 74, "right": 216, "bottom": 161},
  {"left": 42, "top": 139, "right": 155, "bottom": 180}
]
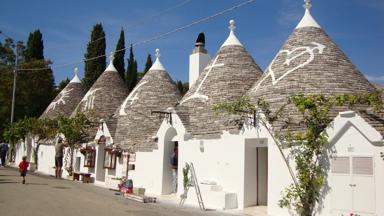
[{"left": 189, "top": 33, "right": 210, "bottom": 88}]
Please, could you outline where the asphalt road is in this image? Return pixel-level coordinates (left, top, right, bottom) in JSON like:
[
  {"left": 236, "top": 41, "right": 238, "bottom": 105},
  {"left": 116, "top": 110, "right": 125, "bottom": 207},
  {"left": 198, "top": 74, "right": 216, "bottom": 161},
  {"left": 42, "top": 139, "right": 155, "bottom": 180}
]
[{"left": 0, "top": 167, "right": 242, "bottom": 216}]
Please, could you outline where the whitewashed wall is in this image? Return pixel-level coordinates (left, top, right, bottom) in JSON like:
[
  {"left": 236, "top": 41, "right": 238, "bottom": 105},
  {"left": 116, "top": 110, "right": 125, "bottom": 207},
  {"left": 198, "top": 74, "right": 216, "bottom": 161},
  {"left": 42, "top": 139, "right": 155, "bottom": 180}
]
[
  {"left": 36, "top": 144, "right": 56, "bottom": 176},
  {"left": 131, "top": 116, "right": 184, "bottom": 195}
]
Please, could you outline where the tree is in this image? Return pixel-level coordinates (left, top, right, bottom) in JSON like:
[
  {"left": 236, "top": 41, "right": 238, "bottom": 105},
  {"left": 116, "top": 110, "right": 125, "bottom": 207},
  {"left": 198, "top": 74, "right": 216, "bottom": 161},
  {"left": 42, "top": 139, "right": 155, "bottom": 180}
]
[
  {"left": 0, "top": 38, "right": 15, "bottom": 65},
  {"left": 3, "top": 117, "right": 31, "bottom": 162},
  {"left": 24, "top": 30, "right": 44, "bottom": 62},
  {"left": 83, "top": 23, "right": 106, "bottom": 89},
  {"left": 18, "top": 60, "right": 56, "bottom": 118},
  {"left": 18, "top": 30, "right": 56, "bottom": 118},
  {"left": 0, "top": 32, "right": 54, "bottom": 140},
  {"left": 126, "top": 45, "right": 138, "bottom": 91},
  {"left": 176, "top": 80, "right": 189, "bottom": 96},
  {"left": 214, "top": 92, "right": 383, "bottom": 216},
  {"left": 28, "top": 118, "right": 59, "bottom": 169},
  {"left": 57, "top": 113, "right": 94, "bottom": 175},
  {"left": 0, "top": 39, "right": 23, "bottom": 139},
  {"left": 113, "top": 28, "right": 125, "bottom": 81},
  {"left": 143, "top": 54, "right": 152, "bottom": 75},
  {"left": 3, "top": 117, "right": 58, "bottom": 168}
]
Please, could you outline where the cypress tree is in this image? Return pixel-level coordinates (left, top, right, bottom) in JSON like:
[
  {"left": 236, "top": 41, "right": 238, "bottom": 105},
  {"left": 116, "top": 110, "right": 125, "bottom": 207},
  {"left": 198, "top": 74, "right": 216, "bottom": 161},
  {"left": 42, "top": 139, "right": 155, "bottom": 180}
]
[
  {"left": 24, "top": 30, "right": 44, "bottom": 62},
  {"left": 113, "top": 28, "right": 125, "bottom": 81},
  {"left": 20, "top": 31, "right": 55, "bottom": 118},
  {"left": 143, "top": 54, "right": 152, "bottom": 75},
  {"left": 126, "top": 45, "right": 138, "bottom": 91},
  {"left": 176, "top": 80, "right": 189, "bottom": 96},
  {"left": 83, "top": 23, "right": 106, "bottom": 89}
]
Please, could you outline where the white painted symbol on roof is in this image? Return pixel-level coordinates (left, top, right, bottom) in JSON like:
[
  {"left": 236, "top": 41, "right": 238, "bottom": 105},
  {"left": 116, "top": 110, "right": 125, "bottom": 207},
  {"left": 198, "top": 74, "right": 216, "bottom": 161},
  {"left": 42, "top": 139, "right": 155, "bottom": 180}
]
[
  {"left": 45, "top": 88, "right": 73, "bottom": 113},
  {"left": 119, "top": 81, "right": 148, "bottom": 116},
  {"left": 180, "top": 55, "right": 224, "bottom": 105},
  {"left": 81, "top": 88, "right": 101, "bottom": 111},
  {"left": 253, "top": 42, "right": 325, "bottom": 92}
]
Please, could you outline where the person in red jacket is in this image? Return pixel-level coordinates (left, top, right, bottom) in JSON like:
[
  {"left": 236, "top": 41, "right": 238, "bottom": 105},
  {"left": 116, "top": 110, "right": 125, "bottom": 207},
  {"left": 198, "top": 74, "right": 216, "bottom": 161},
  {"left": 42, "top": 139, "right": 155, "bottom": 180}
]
[{"left": 18, "top": 156, "right": 29, "bottom": 184}]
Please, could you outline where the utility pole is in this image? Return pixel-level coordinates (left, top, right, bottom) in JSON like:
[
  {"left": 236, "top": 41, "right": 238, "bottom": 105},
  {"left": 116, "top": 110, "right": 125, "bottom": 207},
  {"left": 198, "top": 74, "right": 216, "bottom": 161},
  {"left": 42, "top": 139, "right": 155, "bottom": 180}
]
[
  {"left": 10, "top": 41, "right": 18, "bottom": 123},
  {"left": 0, "top": 30, "right": 18, "bottom": 123}
]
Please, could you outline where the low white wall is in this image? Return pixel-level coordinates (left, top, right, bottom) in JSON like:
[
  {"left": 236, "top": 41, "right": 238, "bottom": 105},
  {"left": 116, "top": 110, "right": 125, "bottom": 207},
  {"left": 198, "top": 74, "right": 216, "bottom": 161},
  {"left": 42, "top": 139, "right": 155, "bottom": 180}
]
[
  {"left": 179, "top": 133, "right": 246, "bottom": 209},
  {"left": 131, "top": 150, "right": 163, "bottom": 194}
]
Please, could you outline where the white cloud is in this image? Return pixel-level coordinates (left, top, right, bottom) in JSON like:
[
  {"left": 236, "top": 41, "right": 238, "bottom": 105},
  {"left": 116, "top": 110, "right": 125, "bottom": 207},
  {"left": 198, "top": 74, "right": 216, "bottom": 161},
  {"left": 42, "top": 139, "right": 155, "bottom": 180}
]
[
  {"left": 277, "top": 0, "right": 301, "bottom": 27},
  {"left": 365, "top": 74, "right": 384, "bottom": 82}
]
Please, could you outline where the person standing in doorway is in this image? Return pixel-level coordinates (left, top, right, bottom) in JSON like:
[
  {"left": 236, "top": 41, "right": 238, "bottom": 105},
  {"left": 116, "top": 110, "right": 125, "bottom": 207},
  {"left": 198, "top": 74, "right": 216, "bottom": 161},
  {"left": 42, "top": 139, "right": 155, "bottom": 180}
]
[
  {"left": 0, "top": 139, "right": 9, "bottom": 167},
  {"left": 170, "top": 144, "right": 178, "bottom": 193},
  {"left": 55, "top": 137, "right": 66, "bottom": 178}
]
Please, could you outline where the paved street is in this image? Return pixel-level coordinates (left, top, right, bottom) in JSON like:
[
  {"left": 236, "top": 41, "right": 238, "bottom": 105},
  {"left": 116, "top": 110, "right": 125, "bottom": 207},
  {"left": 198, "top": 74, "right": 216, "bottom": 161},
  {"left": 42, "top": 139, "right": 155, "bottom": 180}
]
[{"left": 0, "top": 167, "right": 246, "bottom": 216}]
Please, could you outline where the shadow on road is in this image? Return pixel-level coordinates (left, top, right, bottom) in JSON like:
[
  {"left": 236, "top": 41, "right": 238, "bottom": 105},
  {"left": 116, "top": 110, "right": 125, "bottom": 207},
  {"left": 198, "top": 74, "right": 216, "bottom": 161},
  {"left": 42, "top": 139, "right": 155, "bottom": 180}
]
[
  {"left": 0, "top": 181, "right": 19, "bottom": 184},
  {"left": 26, "top": 183, "right": 49, "bottom": 186},
  {"left": 52, "top": 186, "right": 71, "bottom": 189}
]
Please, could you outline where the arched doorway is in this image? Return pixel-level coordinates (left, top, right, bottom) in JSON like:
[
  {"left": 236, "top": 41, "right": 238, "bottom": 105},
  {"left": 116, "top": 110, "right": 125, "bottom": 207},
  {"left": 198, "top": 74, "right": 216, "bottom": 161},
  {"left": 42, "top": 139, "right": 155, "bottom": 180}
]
[{"left": 161, "top": 127, "right": 178, "bottom": 194}]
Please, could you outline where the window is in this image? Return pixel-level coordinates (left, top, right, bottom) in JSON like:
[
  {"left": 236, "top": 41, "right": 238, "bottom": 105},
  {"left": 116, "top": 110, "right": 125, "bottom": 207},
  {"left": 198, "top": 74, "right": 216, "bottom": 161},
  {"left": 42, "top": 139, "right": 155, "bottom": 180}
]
[
  {"left": 84, "top": 148, "right": 96, "bottom": 168},
  {"left": 331, "top": 157, "right": 349, "bottom": 174},
  {"left": 104, "top": 148, "right": 117, "bottom": 169},
  {"left": 352, "top": 157, "right": 373, "bottom": 175}
]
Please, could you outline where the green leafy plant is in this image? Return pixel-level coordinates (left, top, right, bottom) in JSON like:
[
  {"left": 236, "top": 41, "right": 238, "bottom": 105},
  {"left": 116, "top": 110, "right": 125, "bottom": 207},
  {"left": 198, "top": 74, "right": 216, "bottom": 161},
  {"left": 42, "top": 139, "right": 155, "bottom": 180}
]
[
  {"left": 57, "top": 112, "right": 95, "bottom": 175},
  {"left": 183, "top": 163, "right": 190, "bottom": 190}
]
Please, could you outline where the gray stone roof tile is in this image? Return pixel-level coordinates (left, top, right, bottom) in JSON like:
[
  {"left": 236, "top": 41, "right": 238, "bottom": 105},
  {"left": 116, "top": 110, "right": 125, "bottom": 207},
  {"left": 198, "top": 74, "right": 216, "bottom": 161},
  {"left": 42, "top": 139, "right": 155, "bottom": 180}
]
[
  {"left": 72, "top": 70, "right": 128, "bottom": 141},
  {"left": 177, "top": 45, "right": 263, "bottom": 138},
  {"left": 113, "top": 68, "right": 181, "bottom": 151},
  {"left": 247, "top": 26, "right": 382, "bottom": 136},
  {"left": 40, "top": 82, "right": 86, "bottom": 119}
]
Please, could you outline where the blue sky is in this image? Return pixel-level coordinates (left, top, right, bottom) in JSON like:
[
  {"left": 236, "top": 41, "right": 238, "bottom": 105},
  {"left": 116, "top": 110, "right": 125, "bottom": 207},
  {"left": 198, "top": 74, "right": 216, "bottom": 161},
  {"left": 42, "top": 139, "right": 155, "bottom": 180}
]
[{"left": 1, "top": 0, "right": 383, "bottom": 85}]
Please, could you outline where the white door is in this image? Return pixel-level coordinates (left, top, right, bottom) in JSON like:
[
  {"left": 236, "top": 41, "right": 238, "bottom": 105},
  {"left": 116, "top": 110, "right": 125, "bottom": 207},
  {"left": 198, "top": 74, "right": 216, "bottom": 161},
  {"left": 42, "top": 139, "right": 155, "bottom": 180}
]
[
  {"left": 331, "top": 155, "right": 375, "bottom": 215},
  {"left": 331, "top": 156, "right": 352, "bottom": 212},
  {"left": 351, "top": 156, "right": 375, "bottom": 214}
]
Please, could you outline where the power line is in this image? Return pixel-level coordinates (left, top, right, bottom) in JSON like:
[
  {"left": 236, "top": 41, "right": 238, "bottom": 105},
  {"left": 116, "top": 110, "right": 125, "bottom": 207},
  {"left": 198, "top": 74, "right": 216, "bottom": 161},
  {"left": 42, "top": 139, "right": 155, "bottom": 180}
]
[
  {"left": 86, "top": 0, "right": 193, "bottom": 45},
  {"left": 0, "top": 30, "right": 12, "bottom": 39},
  {"left": 125, "top": 0, "right": 193, "bottom": 30},
  {"left": 11, "top": 0, "right": 256, "bottom": 72}
]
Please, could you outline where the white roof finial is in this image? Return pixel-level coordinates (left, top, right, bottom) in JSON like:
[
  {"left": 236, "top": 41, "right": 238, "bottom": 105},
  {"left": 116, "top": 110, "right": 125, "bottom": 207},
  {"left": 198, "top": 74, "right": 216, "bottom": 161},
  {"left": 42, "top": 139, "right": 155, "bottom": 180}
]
[
  {"left": 109, "top": 51, "right": 115, "bottom": 63},
  {"left": 155, "top": 48, "right": 160, "bottom": 59},
  {"left": 70, "top": 67, "right": 81, "bottom": 83},
  {"left": 296, "top": 0, "right": 321, "bottom": 29},
  {"left": 221, "top": 19, "right": 243, "bottom": 48},
  {"left": 229, "top": 20, "right": 236, "bottom": 32},
  {"left": 149, "top": 48, "right": 165, "bottom": 71},
  {"left": 105, "top": 51, "right": 117, "bottom": 72},
  {"left": 304, "top": 0, "right": 312, "bottom": 10}
]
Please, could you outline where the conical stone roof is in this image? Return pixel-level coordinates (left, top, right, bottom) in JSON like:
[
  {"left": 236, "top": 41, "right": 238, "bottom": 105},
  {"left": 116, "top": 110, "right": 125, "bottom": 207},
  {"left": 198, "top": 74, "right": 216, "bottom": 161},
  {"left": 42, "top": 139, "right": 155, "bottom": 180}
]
[
  {"left": 247, "top": 1, "right": 378, "bottom": 134},
  {"left": 72, "top": 54, "right": 128, "bottom": 140},
  {"left": 113, "top": 49, "right": 181, "bottom": 151},
  {"left": 40, "top": 68, "right": 86, "bottom": 119},
  {"left": 177, "top": 20, "right": 263, "bottom": 138}
]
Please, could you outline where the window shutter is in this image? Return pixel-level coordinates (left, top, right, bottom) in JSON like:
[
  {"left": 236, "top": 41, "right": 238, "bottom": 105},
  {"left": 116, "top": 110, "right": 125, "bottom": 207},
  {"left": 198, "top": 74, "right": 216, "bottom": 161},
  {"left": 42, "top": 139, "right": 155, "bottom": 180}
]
[
  {"left": 331, "top": 157, "right": 350, "bottom": 174},
  {"left": 352, "top": 157, "right": 373, "bottom": 175}
]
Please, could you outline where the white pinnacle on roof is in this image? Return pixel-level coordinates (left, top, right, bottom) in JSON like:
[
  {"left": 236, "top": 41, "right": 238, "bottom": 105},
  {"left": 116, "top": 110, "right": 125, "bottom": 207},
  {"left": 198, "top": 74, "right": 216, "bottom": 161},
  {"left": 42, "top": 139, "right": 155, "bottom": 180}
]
[
  {"left": 105, "top": 51, "right": 118, "bottom": 72},
  {"left": 221, "top": 20, "right": 243, "bottom": 48},
  {"left": 149, "top": 48, "right": 166, "bottom": 71},
  {"left": 296, "top": 0, "right": 321, "bottom": 29},
  {"left": 70, "top": 67, "right": 81, "bottom": 83}
]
